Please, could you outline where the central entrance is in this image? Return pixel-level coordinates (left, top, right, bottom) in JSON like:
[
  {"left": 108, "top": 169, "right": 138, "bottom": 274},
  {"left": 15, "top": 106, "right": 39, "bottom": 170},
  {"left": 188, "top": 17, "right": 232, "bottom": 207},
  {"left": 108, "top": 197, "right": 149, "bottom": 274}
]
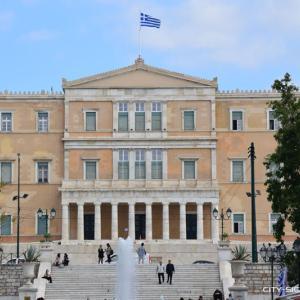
[
  {"left": 84, "top": 214, "right": 94, "bottom": 240},
  {"left": 186, "top": 214, "right": 197, "bottom": 239},
  {"left": 135, "top": 213, "right": 145, "bottom": 240}
]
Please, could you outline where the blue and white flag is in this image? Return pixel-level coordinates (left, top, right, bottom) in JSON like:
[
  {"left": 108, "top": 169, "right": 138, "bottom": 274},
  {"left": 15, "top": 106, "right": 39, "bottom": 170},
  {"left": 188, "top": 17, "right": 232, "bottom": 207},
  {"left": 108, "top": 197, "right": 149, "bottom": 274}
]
[
  {"left": 278, "top": 266, "right": 288, "bottom": 297},
  {"left": 140, "top": 13, "right": 161, "bottom": 28}
]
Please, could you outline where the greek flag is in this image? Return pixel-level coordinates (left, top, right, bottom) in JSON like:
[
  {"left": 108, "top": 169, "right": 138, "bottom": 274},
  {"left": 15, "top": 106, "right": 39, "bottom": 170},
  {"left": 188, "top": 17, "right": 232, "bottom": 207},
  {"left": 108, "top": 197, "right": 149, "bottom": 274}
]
[
  {"left": 278, "top": 266, "right": 288, "bottom": 296},
  {"left": 140, "top": 13, "right": 161, "bottom": 28}
]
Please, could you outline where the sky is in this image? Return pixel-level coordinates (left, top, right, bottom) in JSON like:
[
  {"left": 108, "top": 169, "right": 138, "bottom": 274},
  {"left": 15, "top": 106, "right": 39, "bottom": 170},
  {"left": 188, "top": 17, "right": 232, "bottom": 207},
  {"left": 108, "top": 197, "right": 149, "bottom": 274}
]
[{"left": 1, "top": 0, "right": 300, "bottom": 92}]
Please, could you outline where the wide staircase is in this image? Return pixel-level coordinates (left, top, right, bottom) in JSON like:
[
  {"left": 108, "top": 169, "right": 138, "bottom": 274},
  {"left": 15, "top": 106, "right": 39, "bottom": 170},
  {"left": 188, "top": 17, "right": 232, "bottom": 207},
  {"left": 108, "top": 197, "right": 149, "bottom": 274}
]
[{"left": 45, "top": 263, "right": 222, "bottom": 300}]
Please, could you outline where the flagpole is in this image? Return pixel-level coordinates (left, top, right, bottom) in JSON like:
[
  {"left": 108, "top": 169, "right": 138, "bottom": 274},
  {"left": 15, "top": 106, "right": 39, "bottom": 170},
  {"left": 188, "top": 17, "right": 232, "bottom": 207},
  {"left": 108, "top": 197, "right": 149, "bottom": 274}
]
[{"left": 138, "top": 12, "right": 142, "bottom": 58}]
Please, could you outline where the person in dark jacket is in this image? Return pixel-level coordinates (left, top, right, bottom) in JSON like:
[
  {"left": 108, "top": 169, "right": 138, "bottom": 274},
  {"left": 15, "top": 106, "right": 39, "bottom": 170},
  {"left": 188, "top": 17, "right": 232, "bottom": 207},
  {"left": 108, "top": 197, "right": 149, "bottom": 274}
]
[
  {"left": 98, "top": 245, "right": 104, "bottom": 264},
  {"left": 166, "top": 259, "right": 175, "bottom": 284},
  {"left": 62, "top": 253, "right": 69, "bottom": 266}
]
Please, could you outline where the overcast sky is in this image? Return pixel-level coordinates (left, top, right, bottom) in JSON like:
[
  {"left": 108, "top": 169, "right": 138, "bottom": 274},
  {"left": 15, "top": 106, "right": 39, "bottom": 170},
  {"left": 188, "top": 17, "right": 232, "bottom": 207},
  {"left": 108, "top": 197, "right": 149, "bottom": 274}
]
[{"left": 1, "top": 0, "right": 300, "bottom": 91}]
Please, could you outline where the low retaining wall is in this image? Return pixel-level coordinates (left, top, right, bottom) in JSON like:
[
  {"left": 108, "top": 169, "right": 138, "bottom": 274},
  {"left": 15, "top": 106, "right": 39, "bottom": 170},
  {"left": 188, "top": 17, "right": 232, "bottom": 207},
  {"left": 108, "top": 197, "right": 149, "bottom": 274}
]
[
  {"left": 239, "top": 263, "right": 281, "bottom": 294},
  {"left": 0, "top": 265, "right": 24, "bottom": 296}
]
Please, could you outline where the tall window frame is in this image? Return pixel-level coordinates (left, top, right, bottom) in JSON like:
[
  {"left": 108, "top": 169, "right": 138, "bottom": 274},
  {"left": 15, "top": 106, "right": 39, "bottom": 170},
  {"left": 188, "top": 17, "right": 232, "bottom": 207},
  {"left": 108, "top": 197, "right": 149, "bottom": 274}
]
[
  {"left": 135, "top": 149, "right": 146, "bottom": 179},
  {"left": 183, "top": 110, "right": 196, "bottom": 131},
  {"left": 118, "top": 102, "right": 129, "bottom": 132},
  {"left": 84, "top": 160, "right": 98, "bottom": 180},
  {"left": 269, "top": 213, "right": 281, "bottom": 233},
  {"left": 267, "top": 109, "right": 279, "bottom": 131},
  {"left": 135, "top": 102, "right": 145, "bottom": 131},
  {"left": 0, "top": 214, "right": 12, "bottom": 235},
  {"left": 231, "top": 160, "right": 245, "bottom": 183},
  {"left": 230, "top": 109, "right": 244, "bottom": 131},
  {"left": 37, "top": 111, "right": 49, "bottom": 132},
  {"left": 84, "top": 111, "right": 97, "bottom": 132},
  {"left": 182, "top": 159, "right": 197, "bottom": 180},
  {"left": 118, "top": 149, "right": 129, "bottom": 180},
  {"left": 151, "top": 102, "right": 162, "bottom": 131},
  {"left": 36, "top": 161, "right": 49, "bottom": 184},
  {"left": 0, "top": 161, "right": 12, "bottom": 184},
  {"left": 151, "top": 149, "right": 162, "bottom": 179},
  {"left": 232, "top": 213, "right": 245, "bottom": 234},
  {"left": 0, "top": 112, "right": 13, "bottom": 132}
]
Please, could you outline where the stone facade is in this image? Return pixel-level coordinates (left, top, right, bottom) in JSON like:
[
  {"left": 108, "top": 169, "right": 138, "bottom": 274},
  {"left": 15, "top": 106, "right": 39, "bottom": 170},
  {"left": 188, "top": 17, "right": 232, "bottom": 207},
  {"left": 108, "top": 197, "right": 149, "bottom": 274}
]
[
  {"left": 0, "top": 58, "right": 297, "bottom": 244},
  {"left": 0, "top": 265, "right": 24, "bottom": 296}
]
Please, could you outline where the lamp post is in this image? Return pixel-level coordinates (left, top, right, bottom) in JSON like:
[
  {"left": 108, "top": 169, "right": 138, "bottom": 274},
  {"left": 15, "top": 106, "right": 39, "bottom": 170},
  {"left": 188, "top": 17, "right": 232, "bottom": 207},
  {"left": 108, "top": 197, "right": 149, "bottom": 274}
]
[
  {"left": 212, "top": 207, "right": 232, "bottom": 240},
  {"left": 259, "top": 242, "right": 287, "bottom": 300},
  {"left": 292, "top": 237, "right": 300, "bottom": 289},
  {"left": 12, "top": 153, "right": 29, "bottom": 260},
  {"left": 37, "top": 208, "right": 56, "bottom": 237}
]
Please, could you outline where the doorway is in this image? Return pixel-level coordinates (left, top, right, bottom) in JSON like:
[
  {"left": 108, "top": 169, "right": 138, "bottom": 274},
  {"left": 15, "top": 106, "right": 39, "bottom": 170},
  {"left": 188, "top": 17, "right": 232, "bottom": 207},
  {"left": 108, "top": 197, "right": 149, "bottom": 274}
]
[
  {"left": 186, "top": 214, "right": 197, "bottom": 239},
  {"left": 135, "top": 214, "right": 145, "bottom": 240},
  {"left": 84, "top": 214, "right": 94, "bottom": 240}
]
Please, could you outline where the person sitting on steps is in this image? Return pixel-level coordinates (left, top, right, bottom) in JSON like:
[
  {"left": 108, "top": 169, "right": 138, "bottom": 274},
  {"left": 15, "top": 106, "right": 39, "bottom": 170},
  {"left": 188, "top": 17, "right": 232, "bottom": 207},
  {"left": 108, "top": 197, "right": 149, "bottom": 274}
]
[
  {"left": 42, "top": 269, "right": 52, "bottom": 283},
  {"left": 62, "top": 253, "right": 69, "bottom": 266}
]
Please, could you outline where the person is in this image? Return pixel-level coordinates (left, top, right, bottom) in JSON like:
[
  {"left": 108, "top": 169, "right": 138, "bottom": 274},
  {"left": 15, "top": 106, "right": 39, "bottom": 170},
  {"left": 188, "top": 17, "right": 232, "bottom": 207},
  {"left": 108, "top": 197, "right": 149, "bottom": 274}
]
[
  {"left": 198, "top": 296, "right": 203, "bottom": 300},
  {"left": 42, "top": 269, "right": 52, "bottom": 283},
  {"left": 54, "top": 253, "right": 61, "bottom": 266},
  {"left": 137, "top": 242, "right": 146, "bottom": 264},
  {"left": 227, "top": 293, "right": 233, "bottom": 300},
  {"left": 106, "top": 243, "right": 113, "bottom": 264},
  {"left": 98, "top": 245, "right": 104, "bottom": 264},
  {"left": 166, "top": 259, "right": 175, "bottom": 284},
  {"left": 213, "top": 289, "right": 223, "bottom": 300},
  {"left": 62, "top": 253, "right": 69, "bottom": 266},
  {"left": 156, "top": 260, "right": 165, "bottom": 284}
]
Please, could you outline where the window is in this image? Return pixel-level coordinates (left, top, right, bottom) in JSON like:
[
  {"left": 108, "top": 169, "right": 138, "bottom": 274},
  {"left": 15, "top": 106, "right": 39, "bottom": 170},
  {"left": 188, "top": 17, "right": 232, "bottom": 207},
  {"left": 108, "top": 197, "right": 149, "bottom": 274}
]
[
  {"left": 231, "top": 160, "right": 245, "bottom": 182},
  {"left": 184, "top": 111, "right": 195, "bottom": 130},
  {"left": 0, "top": 162, "right": 12, "bottom": 184},
  {"left": 118, "top": 103, "right": 128, "bottom": 132},
  {"left": 184, "top": 160, "right": 196, "bottom": 179},
  {"left": 0, "top": 215, "right": 12, "bottom": 235},
  {"left": 135, "top": 149, "right": 145, "bottom": 179},
  {"left": 231, "top": 110, "right": 243, "bottom": 131},
  {"left": 268, "top": 110, "right": 279, "bottom": 131},
  {"left": 85, "top": 161, "right": 97, "bottom": 180},
  {"left": 118, "top": 150, "right": 129, "bottom": 179},
  {"left": 37, "top": 213, "right": 47, "bottom": 235},
  {"left": 269, "top": 213, "right": 281, "bottom": 233},
  {"left": 37, "top": 112, "right": 48, "bottom": 132},
  {"left": 37, "top": 162, "right": 49, "bottom": 183},
  {"left": 151, "top": 102, "right": 162, "bottom": 131},
  {"left": 135, "top": 103, "right": 145, "bottom": 131},
  {"left": 0, "top": 112, "right": 12, "bottom": 132},
  {"left": 151, "top": 149, "right": 162, "bottom": 179},
  {"left": 85, "top": 111, "right": 96, "bottom": 131},
  {"left": 233, "top": 213, "right": 245, "bottom": 234}
]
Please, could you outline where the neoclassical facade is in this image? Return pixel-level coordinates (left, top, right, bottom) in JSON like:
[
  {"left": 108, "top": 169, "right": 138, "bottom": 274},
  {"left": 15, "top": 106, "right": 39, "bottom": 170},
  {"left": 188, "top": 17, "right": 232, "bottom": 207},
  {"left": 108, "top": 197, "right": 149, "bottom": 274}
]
[{"left": 0, "top": 58, "right": 296, "bottom": 244}]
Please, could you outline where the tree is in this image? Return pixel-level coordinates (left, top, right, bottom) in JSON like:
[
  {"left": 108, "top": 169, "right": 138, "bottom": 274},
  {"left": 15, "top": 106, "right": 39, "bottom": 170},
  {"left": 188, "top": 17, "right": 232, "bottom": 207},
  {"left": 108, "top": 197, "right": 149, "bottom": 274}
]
[{"left": 264, "top": 73, "right": 300, "bottom": 241}]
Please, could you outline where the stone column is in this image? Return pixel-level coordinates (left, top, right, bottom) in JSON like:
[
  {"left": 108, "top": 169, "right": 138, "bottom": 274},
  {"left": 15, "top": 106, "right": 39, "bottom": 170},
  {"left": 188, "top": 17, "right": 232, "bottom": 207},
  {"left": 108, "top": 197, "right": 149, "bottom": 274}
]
[
  {"left": 113, "top": 149, "right": 119, "bottom": 180},
  {"left": 129, "top": 203, "right": 135, "bottom": 239},
  {"left": 145, "top": 102, "right": 152, "bottom": 131},
  {"left": 112, "top": 203, "right": 118, "bottom": 240},
  {"left": 146, "top": 203, "right": 152, "bottom": 240},
  {"left": 77, "top": 203, "right": 84, "bottom": 241},
  {"left": 163, "top": 203, "right": 169, "bottom": 240},
  {"left": 162, "top": 150, "right": 168, "bottom": 180},
  {"left": 197, "top": 203, "right": 204, "bottom": 240},
  {"left": 113, "top": 102, "right": 118, "bottom": 132},
  {"left": 146, "top": 150, "right": 152, "bottom": 180},
  {"left": 211, "top": 148, "right": 217, "bottom": 181},
  {"left": 129, "top": 102, "right": 135, "bottom": 131},
  {"left": 94, "top": 203, "right": 101, "bottom": 241},
  {"left": 62, "top": 204, "right": 69, "bottom": 241},
  {"left": 129, "top": 150, "right": 135, "bottom": 180},
  {"left": 162, "top": 102, "right": 167, "bottom": 131},
  {"left": 180, "top": 203, "right": 186, "bottom": 240},
  {"left": 64, "top": 149, "right": 69, "bottom": 180},
  {"left": 211, "top": 203, "right": 219, "bottom": 243}
]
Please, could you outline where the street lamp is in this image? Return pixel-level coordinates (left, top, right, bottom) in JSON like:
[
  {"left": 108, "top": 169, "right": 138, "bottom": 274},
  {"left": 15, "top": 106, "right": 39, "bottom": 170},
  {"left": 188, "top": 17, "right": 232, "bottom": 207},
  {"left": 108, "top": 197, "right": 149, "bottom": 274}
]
[
  {"left": 259, "top": 242, "right": 287, "bottom": 300},
  {"left": 292, "top": 237, "right": 300, "bottom": 289},
  {"left": 37, "top": 208, "right": 56, "bottom": 236},
  {"left": 212, "top": 207, "right": 232, "bottom": 241}
]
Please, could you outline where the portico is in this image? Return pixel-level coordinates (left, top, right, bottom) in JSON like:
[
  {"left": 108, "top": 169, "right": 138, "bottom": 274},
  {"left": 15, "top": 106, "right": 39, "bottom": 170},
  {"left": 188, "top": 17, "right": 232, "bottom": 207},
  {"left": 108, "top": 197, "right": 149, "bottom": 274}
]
[{"left": 60, "top": 187, "right": 219, "bottom": 243}]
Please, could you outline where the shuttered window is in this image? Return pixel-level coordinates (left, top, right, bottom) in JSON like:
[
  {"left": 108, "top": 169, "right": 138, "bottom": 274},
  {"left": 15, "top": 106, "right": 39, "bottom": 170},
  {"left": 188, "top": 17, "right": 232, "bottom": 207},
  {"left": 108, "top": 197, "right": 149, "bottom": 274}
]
[
  {"left": 37, "top": 214, "right": 47, "bottom": 235},
  {"left": 270, "top": 213, "right": 281, "bottom": 233},
  {"left": 233, "top": 214, "right": 245, "bottom": 234},
  {"left": 0, "top": 162, "right": 12, "bottom": 184},
  {"left": 135, "top": 113, "right": 145, "bottom": 131},
  {"left": 151, "top": 102, "right": 161, "bottom": 131},
  {"left": 0, "top": 215, "right": 11, "bottom": 235},
  {"left": 37, "top": 162, "right": 49, "bottom": 183},
  {"left": 85, "top": 112, "right": 96, "bottom": 131},
  {"left": 268, "top": 110, "right": 279, "bottom": 130},
  {"left": 85, "top": 161, "right": 97, "bottom": 180},
  {"left": 232, "top": 160, "right": 244, "bottom": 182},
  {"left": 151, "top": 149, "right": 162, "bottom": 179},
  {"left": 184, "top": 111, "right": 195, "bottom": 130},
  {"left": 118, "top": 103, "right": 128, "bottom": 131},
  {"left": 118, "top": 150, "right": 129, "bottom": 179},
  {"left": 184, "top": 160, "right": 195, "bottom": 179},
  {"left": 135, "top": 150, "right": 145, "bottom": 179},
  {"left": 231, "top": 111, "right": 243, "bottom": 131}
]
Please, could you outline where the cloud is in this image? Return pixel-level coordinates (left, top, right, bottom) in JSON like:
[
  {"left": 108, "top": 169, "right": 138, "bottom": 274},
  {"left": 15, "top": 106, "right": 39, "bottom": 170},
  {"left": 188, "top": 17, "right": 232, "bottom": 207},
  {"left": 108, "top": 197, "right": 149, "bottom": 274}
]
[
  {"left": 20, "top": 30, "right": 58, "bottom": 42},
  {"left": 117, "top": 0, "right": 298, "bottom": 69},
  {"left": 0, "top": 11, "right": 14, "bottom": 31}
]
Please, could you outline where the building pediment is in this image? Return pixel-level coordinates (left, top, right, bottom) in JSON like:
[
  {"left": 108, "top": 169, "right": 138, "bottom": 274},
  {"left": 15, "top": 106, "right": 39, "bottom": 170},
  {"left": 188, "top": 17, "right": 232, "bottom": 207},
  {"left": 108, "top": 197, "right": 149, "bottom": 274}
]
[{"left": 62, "top": 57, "right": 217, "bottom": 89}]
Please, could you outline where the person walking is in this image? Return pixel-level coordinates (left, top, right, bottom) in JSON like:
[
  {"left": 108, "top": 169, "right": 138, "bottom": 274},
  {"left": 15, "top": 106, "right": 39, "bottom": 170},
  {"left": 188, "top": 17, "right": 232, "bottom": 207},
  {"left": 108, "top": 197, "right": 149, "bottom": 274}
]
[
  {"left": 42, "top": 269, "right": 52, "bottom": 283},
  {"left": 166, "top": 259, "right": 175, "bottom": 284},
  {"left": 98, "top": 245, "right": 104, "bottom": 264},
  {"left": 106, "top": 243, "right": 113, "bottom": 264},
  {"left": 137, "top": 242, "right": 146, "bottom": 264},
  {"left": 156, "top": 260, "right": 165, "bottom": 284}
]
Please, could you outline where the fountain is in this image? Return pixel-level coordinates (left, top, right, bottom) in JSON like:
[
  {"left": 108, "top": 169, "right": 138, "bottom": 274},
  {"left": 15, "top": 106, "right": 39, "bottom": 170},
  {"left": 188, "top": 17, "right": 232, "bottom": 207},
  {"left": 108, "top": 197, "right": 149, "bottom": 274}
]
[{"left": 116, "top": 237, "right": 136, "bottom": 300}]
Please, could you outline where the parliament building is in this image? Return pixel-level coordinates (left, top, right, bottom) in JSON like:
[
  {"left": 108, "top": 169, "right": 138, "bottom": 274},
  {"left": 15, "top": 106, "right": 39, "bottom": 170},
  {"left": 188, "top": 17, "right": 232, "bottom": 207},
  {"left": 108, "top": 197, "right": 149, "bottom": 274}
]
[{"left": 0, "top": 58, "right": 295, "bottom": 245}]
